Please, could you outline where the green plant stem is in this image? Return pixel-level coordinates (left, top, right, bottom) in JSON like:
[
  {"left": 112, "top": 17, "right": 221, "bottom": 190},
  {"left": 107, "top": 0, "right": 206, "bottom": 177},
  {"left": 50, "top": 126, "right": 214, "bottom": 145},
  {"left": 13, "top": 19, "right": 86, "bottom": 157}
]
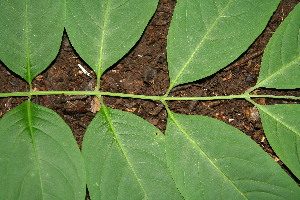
[
  {"left": 245, "top": 97, "right": 260, "bottom": 107},
  {"left": 0, "top": 91, "right": 299, "bottom": 101},
  {"left": 244, "top": 84, "right": 261, "bottom": 95}
]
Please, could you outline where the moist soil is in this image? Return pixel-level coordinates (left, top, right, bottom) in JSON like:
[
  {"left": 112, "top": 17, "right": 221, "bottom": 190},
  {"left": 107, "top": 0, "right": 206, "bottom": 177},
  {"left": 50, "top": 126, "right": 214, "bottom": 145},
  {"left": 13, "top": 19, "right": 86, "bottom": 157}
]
[{"left": 0, "top": 0, "right": 300, "bottom": 198}]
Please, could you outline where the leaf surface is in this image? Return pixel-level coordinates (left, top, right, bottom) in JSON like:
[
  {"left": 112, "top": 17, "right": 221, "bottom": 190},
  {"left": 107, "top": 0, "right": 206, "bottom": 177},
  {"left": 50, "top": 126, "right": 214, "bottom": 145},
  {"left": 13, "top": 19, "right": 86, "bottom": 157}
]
[
  {"left": 66, "top": 0, "right": 158, "bottom": 77},
  {"left": 165, "top": 112, "right": 300, "bottom": 199},
  {"left": 0, "top": 101, "right": 86, "bottom": 200},
  {"left": 0, "top": 1, "right": 64, "bottom": 83},
  {"left": 82, "top": 106, "right": 182, "bottom": 200},
  {"left": 167, "top": 0, "right": 280, "bottom": 89},
  {"left": 257, "top": 4, "right": 300, "bottom": 89},
  {"left": 258, "top": 104, "right": 300, "bottom": 180}
]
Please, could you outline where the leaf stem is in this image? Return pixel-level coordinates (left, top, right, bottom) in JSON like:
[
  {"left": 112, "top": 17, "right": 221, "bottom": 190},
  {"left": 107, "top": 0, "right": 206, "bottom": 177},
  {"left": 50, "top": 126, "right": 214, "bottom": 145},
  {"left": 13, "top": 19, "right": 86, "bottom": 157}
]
[{"left": 0, "top": 91, "right": 299, "bottom": 101}]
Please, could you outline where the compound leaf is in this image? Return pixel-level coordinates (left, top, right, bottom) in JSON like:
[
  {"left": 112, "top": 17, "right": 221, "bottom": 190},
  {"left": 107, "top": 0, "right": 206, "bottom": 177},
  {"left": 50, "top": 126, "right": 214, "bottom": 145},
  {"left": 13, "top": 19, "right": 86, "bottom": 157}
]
[
  {"left": 0, "top": 1, "right": 64, "bottom": 83},
  {"left": 82, "top": 106, "right": 182, "bottom": 200},
  {"left": 165, "top": 112, "right": 300, "bottom": 199},
  {"left": 167, "top": 0, "right": 280, "bottom": 89},
  {"left": 257, "top": 4, "right": 300, "bottom": 89},
  {"left": 66, "top": 0, "right": 158, "bottom": 77},
  {"left": 258, "top": 104, "right": 300, "bottom": 180},
  {"left": 0, "top": 101, "right": 86, "bottom": 200}
]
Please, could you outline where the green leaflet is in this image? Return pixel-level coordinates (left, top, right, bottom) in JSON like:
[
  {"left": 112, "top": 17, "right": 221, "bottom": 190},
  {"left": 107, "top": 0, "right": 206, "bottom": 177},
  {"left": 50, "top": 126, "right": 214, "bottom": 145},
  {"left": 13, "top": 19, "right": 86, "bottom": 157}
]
[
  {"left": 167, "top": 0, "right": 280, "bottom": 90},
  {"left": 165, "top": 112, "right": 300, "bottom": 200},
  {"left": 258, "top": 104, "right": 300, "bottom": 180},
  {"left": 0, "top": 0, "right": 64, "bottom": 83},
  {"left": 0, "top": 1, "right": 299, "bottom": 199},
  {"left": 0, "top": 101, "right": 85, "bottom": 200},
  {"left": 82, "top": 106, "right": 183, "bottom": 200},
  {"left": 257, "top": 4, "right": 300, "bottom": 89},
  {"left": 66, "top": 0, "right": 158, "bottom": 78},
  {"left": 251, "top": 4, "right": 300, "bottom": 183}
]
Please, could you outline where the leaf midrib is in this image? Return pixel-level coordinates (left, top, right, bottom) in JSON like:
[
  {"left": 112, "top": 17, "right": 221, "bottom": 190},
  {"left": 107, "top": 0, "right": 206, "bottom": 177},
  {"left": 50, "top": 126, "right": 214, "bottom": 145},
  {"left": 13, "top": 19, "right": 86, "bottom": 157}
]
[
  {"left": 258, "top": 53, "right": 300, "bottom": 88},
  {"left": 25, "top": 1, "right": 32, "bottom": 84},
  {"left": 258, "top": 105, "right": 300, "bottom": 175},
  {"left": 23, "top": 102, "right": 44, "bottom": 200},
  {"left": 168, "top": 112, "right": 248, "bottom": 199},
  {"left": 97, "top": 0, "right": 111, "bottom": 85},
  {"left": 258, "top": 105, "right": 300, "bottom": 137},
  {"left": 168, "top": 0, "right": 234, "bottom": 91},
  {"left": 101, "top": 106, "right": 149, "bottom": 199}
]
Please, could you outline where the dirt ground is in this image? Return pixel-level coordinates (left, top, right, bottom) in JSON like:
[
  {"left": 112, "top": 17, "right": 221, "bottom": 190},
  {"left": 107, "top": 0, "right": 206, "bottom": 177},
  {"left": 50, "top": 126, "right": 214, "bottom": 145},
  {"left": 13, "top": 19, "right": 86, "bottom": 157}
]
[{"left": 0, "top": 0, "right": 300, "bottom": 198}]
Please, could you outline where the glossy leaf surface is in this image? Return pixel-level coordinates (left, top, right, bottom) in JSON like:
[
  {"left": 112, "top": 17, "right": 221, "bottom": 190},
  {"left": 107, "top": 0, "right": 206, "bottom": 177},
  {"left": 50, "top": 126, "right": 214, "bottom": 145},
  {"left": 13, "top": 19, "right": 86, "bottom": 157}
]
[
  {"left": 258, "top": 104, "right": 300, "bottom": 180},
  {"left": 167, "top": 0, "right": 280, "bottom": 89},
  {"left": 0, "top": 1, "right": 64, "bottom": 83},
  {"left": 82, "top": 106, "right": 182, "bottom": 200},
  {"left": 0, "top": 101, "right": 86, "bottom": 200},
  {"left": 165, "top": 112, "right": 300, "bottom": 199},
  {"left": 257, "top": 4, "right": 300, "bottom": 89},
  {"left": 66, "top": 0, "right": 158, "bottom": 77}
]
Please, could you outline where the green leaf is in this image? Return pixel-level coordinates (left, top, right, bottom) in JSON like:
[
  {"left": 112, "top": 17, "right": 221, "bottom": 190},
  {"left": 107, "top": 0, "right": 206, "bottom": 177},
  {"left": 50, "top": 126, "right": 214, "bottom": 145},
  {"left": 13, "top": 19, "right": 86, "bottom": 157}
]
[
  {"left": 0, "top": 101, "right": 86, "bottom": 200},
  {"left": 0, "top": 1, "right": 64, "bottom": 83},
  {"left": 165, "top": 112, "right": 300, "bottom": 199},
  {"left": 66, "top": 0, "right": 158, "bottom": 77},
  {"left": 258, "top": 104, "right": 300, "bottom": 180},
  {"left": 82, "top": 106, "right": 182, "bottom": 200},
  {"left": 167, "top": 0, "right": 280, "bottom": 89},
  {"left": 257, "top": 4, "right": 300, "bottom": 89}
]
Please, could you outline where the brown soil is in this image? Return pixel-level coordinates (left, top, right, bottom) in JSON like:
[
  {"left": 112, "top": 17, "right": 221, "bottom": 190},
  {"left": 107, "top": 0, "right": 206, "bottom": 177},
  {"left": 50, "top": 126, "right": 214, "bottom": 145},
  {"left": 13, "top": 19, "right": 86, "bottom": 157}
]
[{"left": 0, "top": 0, "right": 299, "bottom": 198}]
